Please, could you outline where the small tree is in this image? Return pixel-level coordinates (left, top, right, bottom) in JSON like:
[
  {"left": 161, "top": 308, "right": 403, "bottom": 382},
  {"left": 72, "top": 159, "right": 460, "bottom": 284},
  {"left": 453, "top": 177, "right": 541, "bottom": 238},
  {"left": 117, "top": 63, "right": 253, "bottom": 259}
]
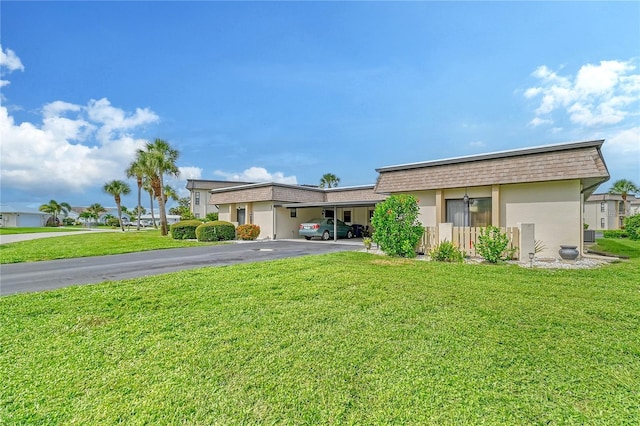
[
  {"left": 371, "top": 194, "right": 424, "bottom": 258},
  {"left": 475, "top": 226, "right": 511, "bottom": 263},
  {"left": 624, "top": 214, "right": 640, "bottom": 240}
]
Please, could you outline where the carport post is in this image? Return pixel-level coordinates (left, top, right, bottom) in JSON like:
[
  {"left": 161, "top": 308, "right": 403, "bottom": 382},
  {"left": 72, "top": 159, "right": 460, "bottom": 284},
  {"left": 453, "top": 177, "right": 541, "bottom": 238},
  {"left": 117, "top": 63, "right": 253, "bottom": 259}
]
[{"left": 334, "top": 205, "right": 337, "bottom": 241}]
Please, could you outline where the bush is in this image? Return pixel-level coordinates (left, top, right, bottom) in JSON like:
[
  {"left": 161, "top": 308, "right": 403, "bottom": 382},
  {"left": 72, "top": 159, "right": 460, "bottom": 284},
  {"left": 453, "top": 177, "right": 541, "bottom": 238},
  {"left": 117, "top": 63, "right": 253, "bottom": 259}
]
[
  {"left": 205, "top": 212, "right": 219, "bottom": 222},
  {"left": 105, "top": 217, "right": 120, "bottom": 227},
  {"left": 624, "top": 214, "right": 640, "bottom": 240},
  {"left": 475, "top": 226, "right": 512, "bottom": 263},
  {"left": 371, "top": 195, "right": 424, "bottom": 258},
  {"left": 170, "top": 220, "right": 203, "bottom": 240},
  {"left": 62, "top": 217, "right": 76, "bottom": 226},
  {"left": 196, "top": 221, "right": 236, "bottom": 242},
  {"left": 429, "top": 241, "right": 464, "bottom": 262},
  {"left": 237, "top": 224, "right": 260, "bottom": 240},
  {"left": 603, "top": 229, "right": 628, "bottom": 239}
]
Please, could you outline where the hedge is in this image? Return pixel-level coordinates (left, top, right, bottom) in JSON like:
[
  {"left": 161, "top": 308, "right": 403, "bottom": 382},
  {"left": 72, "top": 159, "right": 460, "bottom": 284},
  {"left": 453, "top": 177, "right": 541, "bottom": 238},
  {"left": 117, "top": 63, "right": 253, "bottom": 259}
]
[
  {"left": 196, "top": 221, "right": 236, "bottom": 242},
  {"left": 237, "top": 224, "right": 261, "bottom": 240},
  {"left": 170, "top": 220, "right": 203, "bottom": 240}
]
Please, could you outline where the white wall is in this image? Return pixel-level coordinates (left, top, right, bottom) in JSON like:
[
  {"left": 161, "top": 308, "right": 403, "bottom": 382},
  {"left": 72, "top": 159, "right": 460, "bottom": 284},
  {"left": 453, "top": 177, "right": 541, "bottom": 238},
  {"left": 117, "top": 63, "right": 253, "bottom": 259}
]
[{"left": 501, "top": 180, "right": 581, "bottom": 258}]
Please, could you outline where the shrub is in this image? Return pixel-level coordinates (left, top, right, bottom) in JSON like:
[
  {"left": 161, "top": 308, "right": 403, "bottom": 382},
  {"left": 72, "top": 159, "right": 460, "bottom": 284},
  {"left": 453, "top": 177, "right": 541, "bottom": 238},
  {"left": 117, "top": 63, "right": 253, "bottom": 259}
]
[
  {"left": 429, "top": 241, "right": 464, "bottom": 262},
  {"left": 62, "top": 217, "right": 76, "bottom": 226},
  {"left": 170, "top": 220, "right": 203, "bottom": 240},
  {"left": 603, "top": 229, "right": 628, "bottom": 239},
  {"left": 105, "top": 217, "right": 120, "bottom": 227},
  {"left": 196, "top": 221, "right": 236, "bottom": 242},
  {"left": 371, "top": 195, "right": 424, "bottom": 258},
  {"left": 237, "top": 224, "right": 260, "bottom": 240},
  {"left": 624, "top": 214, "right": 640, "bottom": 240},
  {"left": 475, "top": 226, "right": 512, "bottom": 263},
  {"left": 205, "top": 212, "right": 219, "bottom": 222}
]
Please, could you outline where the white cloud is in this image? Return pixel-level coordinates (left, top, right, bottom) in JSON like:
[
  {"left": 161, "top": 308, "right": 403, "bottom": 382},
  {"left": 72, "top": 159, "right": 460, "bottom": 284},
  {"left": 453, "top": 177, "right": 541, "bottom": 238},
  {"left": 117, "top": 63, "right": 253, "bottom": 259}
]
[
  {"left": 606, "top": 126, "right": 640, "bottom": 155},
  {"left": 178, "top": 166, "right": 203, "bottom": 180},
  {"left": 0, "top": 45, "right": 25, "bottom": 88},
  {"left": 525, "top": 59, "right": 640, "bottom": 127},
  {"left": 0, "top": 98, "right": 159, "bottom": 196},
  {"left": 213, "top": 166, "right": 297, "bottom": 185}
]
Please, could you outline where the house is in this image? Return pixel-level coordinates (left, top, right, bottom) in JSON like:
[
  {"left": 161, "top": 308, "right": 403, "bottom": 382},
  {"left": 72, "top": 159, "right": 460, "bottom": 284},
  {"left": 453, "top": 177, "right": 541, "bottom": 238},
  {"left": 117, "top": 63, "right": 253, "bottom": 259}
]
[
  {"left": 584, "top": 193, "right": 639, "bottom": 230},
  {"left": 186, "top": 179, "right": 253, "bottom": 219},
  {"left": 196, "top": 139, "right": 610, "bottom": 260},
  {"left": 374, "top": 140, "right": 609, "bottom": 259},
  {"left": 0, "top": 204, "right": 48, "bottom": 227},
  {"left": 209, "top": 182, "right": 385, "bottom": 240}
]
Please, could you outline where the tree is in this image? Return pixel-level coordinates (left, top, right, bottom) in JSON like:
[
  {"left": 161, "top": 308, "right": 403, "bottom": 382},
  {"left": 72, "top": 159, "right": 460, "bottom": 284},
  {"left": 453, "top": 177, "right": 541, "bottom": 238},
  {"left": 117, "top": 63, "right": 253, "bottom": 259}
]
[
  {"left": 319, "top": 173, "right": 340, "bottom": 188},
  {"left": 371, "top": 194, "right": 424, "bottom": 258},
  {"left": 143, "top": 177, "right": 157, "bottom": 229},
  {"left": 163, "top": 185, "right": 179, "bottom": 205},
  {"left": 85, "top": 203, "right": 106, "bottom": 226},
  {"left": 39, "top": 199, "right": 72, "bottom": 226},
  {"left": 103, "top": 179, "right": 131, "bottom": 231},
  {"left": 126, "top": 154, "right": 147, "bottom": 230},
  {"left": 138, "top": 139, "right": 180, "bottom": 236},
  {"left": 609, "top": 179, "right": 639, "bottom": 215},
  {"left": 169, "top": 196, "right": 191, "bottom": 217}
]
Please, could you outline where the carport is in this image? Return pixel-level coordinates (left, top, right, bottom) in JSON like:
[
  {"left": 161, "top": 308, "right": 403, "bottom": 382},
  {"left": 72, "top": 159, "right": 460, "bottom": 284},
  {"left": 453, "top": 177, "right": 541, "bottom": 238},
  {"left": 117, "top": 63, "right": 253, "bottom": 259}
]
[{"left": 276, "top": 200, "right": 382, "bottom": 242}]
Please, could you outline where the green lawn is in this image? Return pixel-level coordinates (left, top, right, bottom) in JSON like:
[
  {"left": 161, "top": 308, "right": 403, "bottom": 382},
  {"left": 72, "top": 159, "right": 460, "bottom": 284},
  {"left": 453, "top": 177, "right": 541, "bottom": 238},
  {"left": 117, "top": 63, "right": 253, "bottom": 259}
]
[
  {"left": 1, "top": 242, "right": 639, "bottom": 424},
  {"left": 0, "top": 230, "right": 221, "bottom": 263},
  {"left": 0, "top": 227, "right": 89, "bottom": 235}
]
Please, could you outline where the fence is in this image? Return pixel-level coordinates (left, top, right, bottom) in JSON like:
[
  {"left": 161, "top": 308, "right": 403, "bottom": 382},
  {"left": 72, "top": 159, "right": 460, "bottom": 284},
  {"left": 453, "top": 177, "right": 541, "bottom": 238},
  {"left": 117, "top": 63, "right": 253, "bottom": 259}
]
[{"left": 419, "top": 225, "right": 520, "bottom": 259}]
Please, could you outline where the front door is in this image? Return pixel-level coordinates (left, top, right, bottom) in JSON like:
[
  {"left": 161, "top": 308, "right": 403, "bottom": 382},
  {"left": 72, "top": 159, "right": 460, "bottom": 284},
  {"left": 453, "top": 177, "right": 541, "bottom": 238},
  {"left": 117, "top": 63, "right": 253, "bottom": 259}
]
[{"left": 237, "top": 208, "right": 246, "bottom": 225}]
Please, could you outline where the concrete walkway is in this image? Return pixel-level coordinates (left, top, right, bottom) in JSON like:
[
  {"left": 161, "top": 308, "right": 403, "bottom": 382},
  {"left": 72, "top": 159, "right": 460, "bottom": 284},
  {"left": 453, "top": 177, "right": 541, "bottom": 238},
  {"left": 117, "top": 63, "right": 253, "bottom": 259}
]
[{"left": 0, "top": 228, "right": 117, "bottom": 245}]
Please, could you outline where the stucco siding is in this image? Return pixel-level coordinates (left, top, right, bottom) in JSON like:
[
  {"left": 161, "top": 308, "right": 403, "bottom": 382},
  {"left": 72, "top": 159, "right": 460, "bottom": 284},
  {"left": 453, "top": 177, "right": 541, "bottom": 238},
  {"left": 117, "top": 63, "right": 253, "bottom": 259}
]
[
  {"left": 251, "top": 202, "right": 274, "bottom": 239},
  {"left": 501, "top": 180, "right": 581, "bottom": 258}
]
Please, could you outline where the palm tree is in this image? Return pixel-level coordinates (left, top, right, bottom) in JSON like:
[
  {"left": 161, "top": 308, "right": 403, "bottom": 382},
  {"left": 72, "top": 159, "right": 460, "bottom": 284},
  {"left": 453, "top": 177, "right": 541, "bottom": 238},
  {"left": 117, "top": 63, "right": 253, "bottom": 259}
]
[
  {"left": 85, "top": 203, "right": 106, "bottom": 226},
  {"left": 163, "top": 185, "right": 179, "bottom": 205},
  {"left": 143, "top": 176, "right": 157, "bottom": 229},
  {"left": 39, "top": 199, "right": 72, "bottom": 226},
  {"left": 138, "top": 138, "right": 180, "bottom": 236},
  {"left": 103, "top": 180, "right": 132, "bottom": 231},
  {"left": 319, "top": 173, "right": 340, "bottom": 188},
  {"left": 609, "top": 179, "right": 639, "bottom": 216},
  {"left": 126, "top": 154, "right": 146, "bottom": 231}
]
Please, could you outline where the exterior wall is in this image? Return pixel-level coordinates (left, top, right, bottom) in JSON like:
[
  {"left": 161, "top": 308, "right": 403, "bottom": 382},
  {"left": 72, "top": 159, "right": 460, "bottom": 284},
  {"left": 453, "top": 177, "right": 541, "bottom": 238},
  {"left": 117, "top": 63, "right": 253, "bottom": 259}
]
[
  {"left": 324, "top": 187, "right": 381, "bottom": 202},
  {"left": 251, "top": 201, "right": 275, "bottom": 239},
  {"left": 500, "top": 180, "right": 581, "bottom": 258}
]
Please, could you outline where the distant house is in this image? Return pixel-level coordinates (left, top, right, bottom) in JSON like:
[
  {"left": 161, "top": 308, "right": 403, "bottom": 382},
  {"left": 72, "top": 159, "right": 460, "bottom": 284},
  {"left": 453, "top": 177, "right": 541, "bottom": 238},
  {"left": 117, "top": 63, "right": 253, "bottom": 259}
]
[
  {"left": 186, "top": 179, "right": 253, "bottom": 219},
  {"left": 584, "top": 193, "right": 639, "bottom": 231},
  {"left": 0, "top": 204, "right": 48, "bottom": 227},
  {"left": 192, "top": 140, "right": 610, "bottom": 260}
]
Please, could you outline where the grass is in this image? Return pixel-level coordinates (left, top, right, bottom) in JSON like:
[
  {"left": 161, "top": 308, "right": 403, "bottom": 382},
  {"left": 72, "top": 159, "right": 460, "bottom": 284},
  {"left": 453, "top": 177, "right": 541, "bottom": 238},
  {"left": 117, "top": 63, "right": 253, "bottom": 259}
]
[
  {"left": 1, "top": 242, "right": 639, "bottom": 424},
  {"left": 0, "top": 227, "right": 89, "bottom": 235},
  {"left": 589, "top": 237, "right": 640, "bottom": 259},
  {"left": 0, "top": 230, "right": 221, "bottom": 263}
]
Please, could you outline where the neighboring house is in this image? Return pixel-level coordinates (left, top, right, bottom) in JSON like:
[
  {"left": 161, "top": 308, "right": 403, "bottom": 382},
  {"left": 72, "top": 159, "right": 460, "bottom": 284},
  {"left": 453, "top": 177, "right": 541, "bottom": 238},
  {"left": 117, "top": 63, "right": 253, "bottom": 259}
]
[
  {"left": 209, "top": 183, "right": 385, "bottom": 240},
  {"left": 186, "top": 180, "right": 253, "bottom": 219},
  {"left": 0, "top": 204, "right": 48, "bottom": 227},
  {"left": 201, "top": 139, "right": 610, "bottom": 260},
  {"left": 138, "top": 214, "right": 181, "bottom": 226},
  {"left": 584, "top": 193, "right": 639, "bottom": 231}
]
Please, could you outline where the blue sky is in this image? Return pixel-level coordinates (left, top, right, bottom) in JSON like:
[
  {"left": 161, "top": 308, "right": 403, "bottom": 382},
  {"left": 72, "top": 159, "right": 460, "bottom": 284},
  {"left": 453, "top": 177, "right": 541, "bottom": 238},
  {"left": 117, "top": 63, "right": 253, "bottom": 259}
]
[{"left": 1, "top": 1, "right": 639, "bottom": 210}]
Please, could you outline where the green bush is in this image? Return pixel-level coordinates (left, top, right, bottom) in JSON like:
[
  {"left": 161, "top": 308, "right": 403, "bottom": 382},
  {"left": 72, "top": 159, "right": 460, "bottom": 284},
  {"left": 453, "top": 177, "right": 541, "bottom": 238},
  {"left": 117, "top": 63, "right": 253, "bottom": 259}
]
[
  {"left": 237, "top": 224, "right": 260, "bottom": 240},
  {"left": 62, "top": 217, "right": 76, "bottom": 226},
  {"left": 170, "top": 220, "right": 203, "bottom": 240},
  {"left": 475, "top": 226, "right": 512, "bottom": 263},
  {"left": 624, "top": 214, "right": 640, "bottom": 240},
  {"left": 371, "top": 195, "right": 424, "bottom": 258},
  {"left": 603, "top": 229, "right": 628, "bottom": 239},
  {"left": 429, "top": 241, "right": 464, "bottom": 262},
  {"left": 105, "top": 217, "right": 120, "bottom": 227},
  {"left": 196, "top": 221, "right": 236, "bottom": 242},
  {"left": 205, "top": 212, "right": 219, "bottom": 222}
]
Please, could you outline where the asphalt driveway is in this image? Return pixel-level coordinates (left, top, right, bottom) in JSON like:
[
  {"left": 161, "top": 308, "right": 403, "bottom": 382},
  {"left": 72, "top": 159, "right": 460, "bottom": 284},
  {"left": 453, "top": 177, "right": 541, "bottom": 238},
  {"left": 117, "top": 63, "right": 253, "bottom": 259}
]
[{"left": 0, "top": 240, "right": 362, "bottom": 296}]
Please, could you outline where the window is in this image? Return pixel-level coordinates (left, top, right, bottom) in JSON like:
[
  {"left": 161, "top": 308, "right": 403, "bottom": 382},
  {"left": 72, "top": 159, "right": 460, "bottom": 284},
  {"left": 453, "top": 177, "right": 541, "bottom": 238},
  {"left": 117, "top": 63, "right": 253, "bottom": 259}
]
[
  {"left": 446, "top": 197, "right": 491, "bottom": 227},
  {"left": 290, "top": 208, "right": 297, "bottom": 218},
  {"left": 600, "top": 218, "right": 605, "bottom": 228},
  {"left": 600, "top": 202, "right": 605, "bottom": 212},
  {"left": 195, "top": 192, "right": 201, "bottom": 206},
  {"left": 343, "top": 210, "right": 351, "bottom": 223},
  {"left": 195, "top": 213, "right": 200, "bottom": 218}
]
